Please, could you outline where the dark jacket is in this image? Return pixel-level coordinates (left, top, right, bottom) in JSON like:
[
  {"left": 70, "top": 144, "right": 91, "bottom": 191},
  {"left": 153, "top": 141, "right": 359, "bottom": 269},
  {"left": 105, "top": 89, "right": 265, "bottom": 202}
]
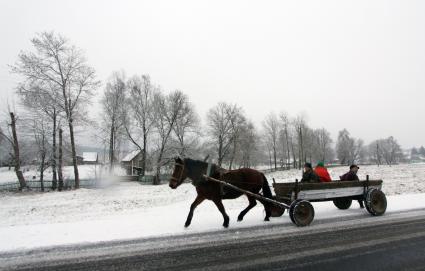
[
  {"left": 301, "top": 169, "right": 320, "bottom": 183},
  {"left": 340, "top": 171, "right": 359, "bottom": 181}
]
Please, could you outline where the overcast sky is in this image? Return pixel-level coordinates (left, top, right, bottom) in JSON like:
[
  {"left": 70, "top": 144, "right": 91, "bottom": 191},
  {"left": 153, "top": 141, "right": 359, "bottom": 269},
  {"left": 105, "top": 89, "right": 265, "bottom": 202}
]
[{"left": 1, "top": 0, "right": 424, "bottom": 148}]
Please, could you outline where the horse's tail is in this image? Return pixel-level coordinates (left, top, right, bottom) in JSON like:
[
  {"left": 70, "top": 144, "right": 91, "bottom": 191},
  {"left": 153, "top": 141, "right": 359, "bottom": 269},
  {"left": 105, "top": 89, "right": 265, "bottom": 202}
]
[{"left": 261, "top": 174, "right": 273, "bottom": 200}]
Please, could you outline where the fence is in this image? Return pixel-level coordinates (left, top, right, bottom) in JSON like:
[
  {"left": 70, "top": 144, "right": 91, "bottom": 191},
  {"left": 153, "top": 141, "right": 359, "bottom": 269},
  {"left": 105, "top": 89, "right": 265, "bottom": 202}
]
[
  {"left": 137, "top": 174, "right": 171, "bottom": 183},
  {"left": 0, "top": 178, "right": 98, "bottom": 192}
]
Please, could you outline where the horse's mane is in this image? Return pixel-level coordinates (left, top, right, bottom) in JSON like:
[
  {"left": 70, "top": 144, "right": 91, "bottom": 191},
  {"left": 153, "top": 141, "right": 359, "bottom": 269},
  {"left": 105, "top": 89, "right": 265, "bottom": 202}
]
[{"left": 184, "top": 158, "right": 207, "bottom": 169}]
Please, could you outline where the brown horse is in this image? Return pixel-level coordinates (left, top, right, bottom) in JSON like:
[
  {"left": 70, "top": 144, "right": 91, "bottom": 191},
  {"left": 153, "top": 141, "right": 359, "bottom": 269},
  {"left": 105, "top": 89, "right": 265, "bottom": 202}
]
[{"left": 169, "top": 157, "right": 272, "bottom": 228}]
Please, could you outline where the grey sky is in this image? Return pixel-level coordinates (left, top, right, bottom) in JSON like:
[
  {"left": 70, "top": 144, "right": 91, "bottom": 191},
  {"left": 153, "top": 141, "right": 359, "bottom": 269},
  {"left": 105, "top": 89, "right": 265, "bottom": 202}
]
[{"left": 1, "top": 0, "right": 424, "bottom": 148}]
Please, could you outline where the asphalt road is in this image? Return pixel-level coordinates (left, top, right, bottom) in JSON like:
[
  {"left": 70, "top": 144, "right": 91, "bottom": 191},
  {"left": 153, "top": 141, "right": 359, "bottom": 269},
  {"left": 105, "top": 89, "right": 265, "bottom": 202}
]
[{"left": 2, "top": 209, "right": 425, "bottom": 271}]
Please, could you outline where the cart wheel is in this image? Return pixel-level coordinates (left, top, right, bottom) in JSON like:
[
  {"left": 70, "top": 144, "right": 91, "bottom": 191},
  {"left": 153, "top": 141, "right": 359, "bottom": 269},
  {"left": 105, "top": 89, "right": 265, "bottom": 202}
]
[
  {"left": 290, "top": 200, "right": 314, "bottom": 227},
  {"left": 333, "top": 198, "right": 352, "bottom": 210},
  {"left": 270, "top": 205, "right": 285, "bottom": 217},
  {"left": 289, "top": 199, "right": 302, "bottom": 224},
  {"left": 365, "top": 188, "right": 387, "bottom": 216}
]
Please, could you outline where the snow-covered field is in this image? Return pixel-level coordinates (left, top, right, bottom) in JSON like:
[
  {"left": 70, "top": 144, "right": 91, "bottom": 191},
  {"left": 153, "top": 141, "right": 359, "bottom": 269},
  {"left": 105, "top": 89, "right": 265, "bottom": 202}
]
[
  {"left": 0, "top": 163, "right": 424, "bottom": 252},
  {"left": 268, "top": 163, "right": 425, "bottom": 195}
]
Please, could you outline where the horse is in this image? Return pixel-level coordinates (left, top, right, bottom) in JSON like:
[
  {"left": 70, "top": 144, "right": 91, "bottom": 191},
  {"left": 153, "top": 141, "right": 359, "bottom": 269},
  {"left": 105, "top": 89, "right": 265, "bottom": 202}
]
[{"left": 168, "top": 157, "right": 273, "bottom": 228}]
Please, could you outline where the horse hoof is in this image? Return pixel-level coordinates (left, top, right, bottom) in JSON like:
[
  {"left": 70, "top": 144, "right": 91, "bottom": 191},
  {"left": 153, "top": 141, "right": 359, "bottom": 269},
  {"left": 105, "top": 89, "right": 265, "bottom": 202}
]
[
  {"left": 223, "top": 223, "right": 229, "bottom": 228},
  {"left": 184, "top": 223, "right": 190, "bottom": 228},
  {"left": 237, "top": 216, "right": 243, "bottom": 222},
  {"left": 264, "top": 217, "right": 270, "bottom": 222}
]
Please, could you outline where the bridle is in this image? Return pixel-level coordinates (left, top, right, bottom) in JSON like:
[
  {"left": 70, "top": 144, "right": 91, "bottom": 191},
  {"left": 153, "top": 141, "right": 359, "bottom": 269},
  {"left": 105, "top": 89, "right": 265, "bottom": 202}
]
[{"left": 170, "top": 162, "right": 185, "bottom": 184}]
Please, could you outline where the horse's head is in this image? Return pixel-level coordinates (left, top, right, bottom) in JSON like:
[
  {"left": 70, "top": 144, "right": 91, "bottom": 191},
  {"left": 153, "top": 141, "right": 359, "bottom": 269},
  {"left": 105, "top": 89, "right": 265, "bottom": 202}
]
[{"left": 169, "top": 157, "right": 187, "bottom": 189}]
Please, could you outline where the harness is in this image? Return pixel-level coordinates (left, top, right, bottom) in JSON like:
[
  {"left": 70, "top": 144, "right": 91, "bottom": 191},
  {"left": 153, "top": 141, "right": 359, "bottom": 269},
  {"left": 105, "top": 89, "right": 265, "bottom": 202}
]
[
  {"left": 172, "top": 160, "right": 215, "bottom": 186},
  {"left": 170, "top": 162, "right": 185, "bottom": 184}
]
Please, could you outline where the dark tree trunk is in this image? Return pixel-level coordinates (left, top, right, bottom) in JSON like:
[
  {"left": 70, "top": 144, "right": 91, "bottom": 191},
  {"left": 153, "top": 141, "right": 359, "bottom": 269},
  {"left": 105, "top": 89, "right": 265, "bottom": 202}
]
[
  {"left": 154, "top": 147, "right": 165, "bottom": 185},
  {"left": 141, "top": 133, "right": 147, "bottom": 177},
  {"left": 40, "top": 150, "right": 45, "bottom": 192},
  {"left": 58, "top": 128, "right": 64, "bottom": 191},
  {"left": 229, "top": 138, "right": 237, "bottom": 170},
  {"left": 51, "top": 109, "right": 57, "bottom": 190},
  {"left": 10, "top": 112, "right": 27, "bottom": 190},
  {"left": 68, "top": 118, "right": 79, "bottom": 189},
  {"left": 109, "top": 121, "right": 114, "bottom": 172},
  {"left": 218, "top": 136, "right": 223, "bottom": 167},
  {"left": 291, "top": 139, "right": 296, "bottom": 169},
  {"left": 285, "top": 129, "right": 290, "bottom": 169},
  {"left": 63, "top": 93, "right": 79, "bottom": 189}
]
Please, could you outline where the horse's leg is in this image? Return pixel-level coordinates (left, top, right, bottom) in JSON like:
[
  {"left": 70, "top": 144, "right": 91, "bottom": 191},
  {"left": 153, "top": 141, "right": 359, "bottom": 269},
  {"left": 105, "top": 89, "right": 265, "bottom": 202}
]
[
  {"left": 259, "top": 199, "right": 271, "bottom": 221},
  {"left": 212, "top": 198, "right": 230, "bottom": 228},
  {"left": 185, "top": 195, "right": 205, "bottom": 227},
  {"left": 237, "top": 196, "right": 257, "bottom": 222}
]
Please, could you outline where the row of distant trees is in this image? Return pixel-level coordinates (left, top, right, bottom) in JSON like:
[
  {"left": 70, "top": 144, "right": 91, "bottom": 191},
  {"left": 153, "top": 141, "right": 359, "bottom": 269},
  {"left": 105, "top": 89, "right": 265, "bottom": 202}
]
[{"left": 0, "top": 31, "right": 414, "bottom": 190}]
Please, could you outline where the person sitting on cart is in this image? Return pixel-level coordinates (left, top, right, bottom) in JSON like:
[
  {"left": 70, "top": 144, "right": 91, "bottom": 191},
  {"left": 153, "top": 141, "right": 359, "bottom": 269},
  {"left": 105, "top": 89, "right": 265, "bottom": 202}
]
[
  {"left": 301, "top": 162, "right": 320, "bottom": 183},
  {"left": 340, "top": 164, "right": 364, "bottom": 208},
  {"left": 314, "top": 161, "right": 332, "bottom": 182}
]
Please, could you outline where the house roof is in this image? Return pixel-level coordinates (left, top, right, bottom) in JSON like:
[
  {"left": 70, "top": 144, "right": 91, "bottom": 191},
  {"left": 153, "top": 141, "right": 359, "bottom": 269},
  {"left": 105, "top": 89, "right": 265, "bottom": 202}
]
[
  {"left": 122, "top": 150, "right": 141, "bottom": 162},
  {"left": 83, "top": 152, "right": 98, "bottom": 162}
]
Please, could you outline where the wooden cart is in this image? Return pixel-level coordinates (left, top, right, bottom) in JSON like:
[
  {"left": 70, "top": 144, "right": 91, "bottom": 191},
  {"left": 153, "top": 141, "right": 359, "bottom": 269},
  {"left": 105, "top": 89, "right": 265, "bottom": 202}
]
[{"left": 204, "top": 175, "right": 387, "bottom": 227}]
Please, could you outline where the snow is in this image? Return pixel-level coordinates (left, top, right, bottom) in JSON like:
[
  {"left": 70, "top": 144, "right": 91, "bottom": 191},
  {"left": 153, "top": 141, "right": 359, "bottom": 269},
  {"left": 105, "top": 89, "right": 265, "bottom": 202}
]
[
  {"left": 0, "top": 165, "right": 125, "bottom": 185},
  {"left": 82, "top": 152, "right": 98, "bottom": 162},
  {"left": 267, "top": 163, "right": 425, "bottom": 195},
  {"left": 0, "top": 163, "right": 424, "bottom": 252},
  {"left": 121, "top": 150, "right": 141, "bottom": 162}
]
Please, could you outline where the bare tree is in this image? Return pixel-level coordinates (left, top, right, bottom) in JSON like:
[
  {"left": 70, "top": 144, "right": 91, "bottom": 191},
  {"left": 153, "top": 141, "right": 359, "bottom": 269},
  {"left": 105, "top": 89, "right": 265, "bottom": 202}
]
[
  {"left": 336, "top": 129, "right": 352, "bottom": 165},
  {"left": 293, "top": 114, "right": 308, "bottom": 169},
  {"left": 12, "top": 32, "right": 100, "bottom": 189},
  {"left": 32, "top": 116, "right": 49, "bottom": 191},
  {"left": 370, "top": 136, "right": 404, "bottom": 166},
  {"left": 262, "top": 112, "right": 280, "bottom": 170},
  {"left": 312, "top": 128, "right": 334, "bottom": 163},
  {"left": 124, "top": 74, "right": 156, "bottom": 176},
  {"left": 227, "top": 108, "right": 246, "bottom": 170},
  {"left": 171, "top": 99, "right": 200, "bottom": 157},
  {"left": 336, "top": 129, "right": 363, "bottom": 165},
  {"left": 0, "top": 112, "right": 27, "bottom": 190},
  {"left": 152, "top": 90, "right": 187, "bottom": 184},
  {"left": 207, "top": 102, "right": 244, "bottom": 167},
  {"left": 16, "top": 82, "right": 62, "bottom": 190},
  {"left": 101, "top": 71, "right": 127, "bottom": 171},
  {"left": 58, "top": 127, "right": 64, "bottom": 191},
  {"left": 234, "top": 120, "right": 260, "bottom": 168},
  {"left": 279, "top": 112, "right": 292, "bottom": 169}
]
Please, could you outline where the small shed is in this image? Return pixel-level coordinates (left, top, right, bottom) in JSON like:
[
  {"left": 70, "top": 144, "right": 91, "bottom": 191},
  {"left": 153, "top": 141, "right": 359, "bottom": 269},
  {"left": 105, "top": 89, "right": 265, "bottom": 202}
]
[
  {"left": 83, "top": 152, "right": 99, "bottom": 165},
  {"left": 121, "top": 150, "right": 143, "bottom": 175}
]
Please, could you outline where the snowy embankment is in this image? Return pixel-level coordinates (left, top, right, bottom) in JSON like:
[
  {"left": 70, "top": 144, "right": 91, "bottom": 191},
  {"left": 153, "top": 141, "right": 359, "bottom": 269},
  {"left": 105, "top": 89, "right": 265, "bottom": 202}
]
[
  {"left": 0, "top": 165, "right": 126, "bottom": 186},
  {"left": 0, "top": 163, "right": 424, "bottom": 252}
]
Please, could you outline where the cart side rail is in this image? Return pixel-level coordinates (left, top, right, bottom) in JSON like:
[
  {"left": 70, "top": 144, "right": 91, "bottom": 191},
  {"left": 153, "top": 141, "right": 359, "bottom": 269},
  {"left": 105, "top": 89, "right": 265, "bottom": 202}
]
[{"left": 273, "top": 180, "right": 383, "bottom": 201}]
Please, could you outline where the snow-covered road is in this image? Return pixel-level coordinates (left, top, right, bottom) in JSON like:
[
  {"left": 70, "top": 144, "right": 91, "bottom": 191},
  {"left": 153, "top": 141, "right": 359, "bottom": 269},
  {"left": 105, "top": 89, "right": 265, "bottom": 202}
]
[{"left": 0, "top": 183, "right": 424, "bottom": 252}]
